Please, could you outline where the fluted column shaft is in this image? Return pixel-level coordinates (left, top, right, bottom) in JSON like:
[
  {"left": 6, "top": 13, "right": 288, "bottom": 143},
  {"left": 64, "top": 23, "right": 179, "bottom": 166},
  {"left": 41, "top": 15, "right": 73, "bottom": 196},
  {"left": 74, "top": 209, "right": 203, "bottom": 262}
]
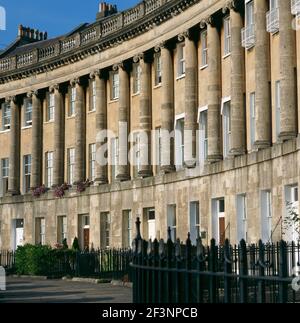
[
  {"left": 161, "top": 45, "right": 175, "bottom": 172},
  {"left": 31, "top": 92, "right": 42, "bottom": 189},
  {"left": 117, "top": 65, "right": 130, "bottom": 181},
  {"left": 8, "top": 97, "right": 20, "bottom": 195},
  {"left": 94, "top": 72, "right": 108, "bottom": 184},
  {"left": 230, "top": 8, "right": 245, "bottom": 155},
  {"left": 184, "top": 34, "right": 198, "bottom": 168},
  {"left": 52, "top": 85, "right": 64, "bottom": 187},
  {"left": 279, "top": 0, "right": 297, "bottom": 140},
  {"left": 138, "top": 56, "right": 153, "bottom": 177},
  {"left": 74, "top": 80, "right": 86, "bottom": 184},
  {"left": 254, "top": 0, "right": 271, "bottom": 149},
  {"left": 207, "top": 22, "right": 222, "bottom": 162}
]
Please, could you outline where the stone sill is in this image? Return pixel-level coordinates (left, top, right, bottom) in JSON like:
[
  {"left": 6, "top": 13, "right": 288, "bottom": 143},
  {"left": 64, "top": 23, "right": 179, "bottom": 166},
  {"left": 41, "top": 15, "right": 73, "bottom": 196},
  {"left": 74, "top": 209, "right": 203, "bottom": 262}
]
[{"left": 1, "top": 135, "right": 299, "bottom": 205}]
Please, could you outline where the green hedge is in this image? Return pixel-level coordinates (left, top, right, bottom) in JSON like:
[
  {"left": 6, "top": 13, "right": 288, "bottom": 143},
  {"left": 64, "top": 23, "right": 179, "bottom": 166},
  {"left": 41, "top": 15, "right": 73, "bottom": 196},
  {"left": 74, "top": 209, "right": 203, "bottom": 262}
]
[{"left": 15, "top": 244, "right": 75, "bottom": 276}]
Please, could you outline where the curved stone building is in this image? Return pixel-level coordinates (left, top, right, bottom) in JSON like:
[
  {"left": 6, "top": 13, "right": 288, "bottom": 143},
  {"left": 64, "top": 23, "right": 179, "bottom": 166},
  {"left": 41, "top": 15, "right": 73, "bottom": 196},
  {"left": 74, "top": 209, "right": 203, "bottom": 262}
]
[{"left": 0, "top": 0, "right": 299, "bottom": 250}]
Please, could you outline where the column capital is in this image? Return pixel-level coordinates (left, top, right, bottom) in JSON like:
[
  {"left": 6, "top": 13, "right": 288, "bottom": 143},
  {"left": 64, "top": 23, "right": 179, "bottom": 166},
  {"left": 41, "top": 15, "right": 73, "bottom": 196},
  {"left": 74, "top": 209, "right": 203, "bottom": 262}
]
[
  {"left": 113, "top": 61, "right": 130, "bottom": 72},
  {"left": 154, "top": 41, "right": 168, "bottom": 53},
  {"left": 27, "top": 90, "right": 39, "bottom": 98},
  {"left": 70, "top": 78, "right": 81, "bottom": 87},
  {"left": 89, "top": 70, "right": 101, "bottom": 79},
  {"left": 5, "top": 96, "right": 17, "bottom": 104},
  {"left": 200, "top": 14, "right": 220, "bottom": 29},
  {"left": 178, "top": 30, "right": 190, "bottom": 42},
  {"left": 222, "top": 0, "right": 244, "bottom": 14},
  {"left": 49, "top": 84, "right": 61, "bottom": 93},
  {"left": 133, "top": 53, "right": 144, "bottom": 63}
]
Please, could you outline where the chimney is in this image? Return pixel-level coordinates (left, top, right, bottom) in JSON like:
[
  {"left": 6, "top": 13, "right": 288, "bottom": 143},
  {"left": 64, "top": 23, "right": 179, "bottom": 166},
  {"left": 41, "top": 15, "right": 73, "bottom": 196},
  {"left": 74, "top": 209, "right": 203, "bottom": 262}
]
[
  {"left": 17, "top": 25, "right": 48, "bottom": 42},
  {"left": 96, "top": 2, "right": 118, "bottom": 20}
]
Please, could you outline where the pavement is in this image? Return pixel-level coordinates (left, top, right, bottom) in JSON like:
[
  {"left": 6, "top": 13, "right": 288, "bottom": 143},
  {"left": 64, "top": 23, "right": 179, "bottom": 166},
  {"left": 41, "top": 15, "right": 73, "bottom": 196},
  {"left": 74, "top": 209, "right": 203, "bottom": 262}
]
[{"left": 0, "top": 276, "right": 132, "bottom": 303}]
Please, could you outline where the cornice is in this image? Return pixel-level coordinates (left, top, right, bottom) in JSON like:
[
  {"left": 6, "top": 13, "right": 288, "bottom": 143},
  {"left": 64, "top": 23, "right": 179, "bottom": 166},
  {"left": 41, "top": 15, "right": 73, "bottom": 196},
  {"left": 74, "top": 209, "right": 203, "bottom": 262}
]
[{"left": 0, "top": 0, "right": 200, "bottom": 84}]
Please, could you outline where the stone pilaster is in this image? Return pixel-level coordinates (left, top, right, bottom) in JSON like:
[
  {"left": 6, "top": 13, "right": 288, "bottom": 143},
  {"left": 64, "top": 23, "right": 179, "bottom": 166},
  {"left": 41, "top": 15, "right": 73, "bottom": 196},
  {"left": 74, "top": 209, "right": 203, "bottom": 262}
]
[
  {"left": 71, "top": 78, "right": 86, "bottom": 184},
  {"left": 114, "top": 63, "right": 131, "bottom": 181},
  {"left": 7, "top": 96, "right": 20, "bottom": 195},
  {"left": 50, "top": 84, "right": 64, "bottom": 187},
  {"left": 254, "top": 0, "right": 271, "bottom": 149},
  {"left": 205, "top": 18, "right": 222, "bottom": 162},
  {"left": 134, "top": 54, "right": 153, "bottom": 178},
  {"left": 229, "top": 4, "right": 246, "bottom": 155},
  {"left": 182, "top": 31, "right": 198, "bottom": 168},
  {"left": 92, "top": 70, "right": 108, "bottom": 184},
  {"left": 29, "top": 90, "right": 42, "bottom": 189},
  {"left": 279, "top": 0, "right": 297, "bottom": 141},
  {"left": 159, "top": 43, "right": 176, "bottom": 173}
]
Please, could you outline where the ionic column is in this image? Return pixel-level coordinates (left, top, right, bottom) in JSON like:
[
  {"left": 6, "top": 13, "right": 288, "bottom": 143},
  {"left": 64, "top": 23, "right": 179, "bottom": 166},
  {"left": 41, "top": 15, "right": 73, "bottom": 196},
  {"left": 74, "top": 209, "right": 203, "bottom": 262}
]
[
  {"left": 92, "top": 70, "right": 108, "bottom": 184},
  {"left": 229, "top": 4, "right": 246, "bottom": 155},
  {"left": 135, "top": 54, "right": 153, "bottom": 178},
  {"left": 205, "top": 18, "right": 222, "bottom": 162},
  {"left": 254, "top": 0, "right": 271, "bottom": 149},
  {"left": 114, "top": 63, "right": 130, "bottom": 181},
  {"left": 71, "top": 78, "right": 86, "bottom": 184},
  {"left": 160, "top": 43, "right": 175, "bottom": 173},
  {"left": 7, "top": 96, "right": 20, "bottom": 195},
  {"left": 182, "top": 31, "right": 198, "bottom": 168},
  {"left": 29, "top": 90, "right": 42, "bottom": 189},
  {"left": 50, "top": 84, "right": 64, "bottom": 187},
  {"left": 279, "top": 0, "right": 297, "bottom": 140}
]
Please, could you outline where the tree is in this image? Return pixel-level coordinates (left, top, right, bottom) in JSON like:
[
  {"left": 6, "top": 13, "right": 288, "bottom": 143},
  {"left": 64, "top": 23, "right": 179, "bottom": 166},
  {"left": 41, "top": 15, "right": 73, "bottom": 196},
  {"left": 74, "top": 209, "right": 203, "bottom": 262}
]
[{"left": 283, "top": 202, "right": 300, "bottom": 242}]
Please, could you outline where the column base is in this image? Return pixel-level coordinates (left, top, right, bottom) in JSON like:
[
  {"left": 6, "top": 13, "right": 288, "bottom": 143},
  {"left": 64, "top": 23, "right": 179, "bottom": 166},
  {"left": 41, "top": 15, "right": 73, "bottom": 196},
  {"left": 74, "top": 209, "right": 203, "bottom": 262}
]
[
  {"left": 254, "top": 140, "right": 271, "bottom": 150},
  {"left": 116, "top": 174, "right": 131, "bottom": 182},
  {"left": 278, "top": 132, "right": 297, "bottom": 142},
  {"left": 229, "top": 148, "right": 246, "bottom": 157},
  {"left": 184, "top": 160, "right": 197, "bottom": 169},
  {"left": 138, "top": 169, "right": 153, "bottom": 178},
  {"left": 7, "top": 189, "right": 20, "bottom": 197},
  {"left": 206, "top": 155, "right": 223, "bottom": 163},
  {"left": 94, "top": 177, "right": 109, "bottom": 185},
  {"left": 160, "top": 165, "right": 176, "bottom": 174}
]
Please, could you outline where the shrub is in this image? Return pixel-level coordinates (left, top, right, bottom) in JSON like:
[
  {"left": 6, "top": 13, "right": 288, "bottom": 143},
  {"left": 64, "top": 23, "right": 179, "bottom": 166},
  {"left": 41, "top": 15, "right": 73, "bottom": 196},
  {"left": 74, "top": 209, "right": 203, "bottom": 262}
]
[
  {"left": 15, "top": 244, "right": 56, "bottom": 276},
  {"left": 72, "top": 237, "right": 80, "bottom": 251}
]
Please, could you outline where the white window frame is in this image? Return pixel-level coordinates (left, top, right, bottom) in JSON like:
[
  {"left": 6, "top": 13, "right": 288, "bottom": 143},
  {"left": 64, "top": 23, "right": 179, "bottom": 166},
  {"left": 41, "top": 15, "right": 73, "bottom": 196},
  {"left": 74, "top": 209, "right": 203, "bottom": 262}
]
[
  {"left": 2, "top": 103, "right": 11, "bottom": 130},
  {"left": 89, "top": 143, "right": 96, "bottom": 181},
  {"left": 198, "top": 106, "right": 208, "bottom": 164},
  {"left": 46, "top": 151, "right": 54, "bottom": 188},
  {"left": 189, "top": 201, "right": 200, "bottom": 245},
  {"left": 174, "top": 114, "right": 185, "bottom": 169},
  {"left": 47, "top": 93, "right": 55, "bottom": 122},
  {"left": 250, "top": 92, "right": 256, "bottom": 148},
  {"left": 133, "top": 63, "right": 141, "bottom": 95},
  {"left": 67, "top": 148, "right": 75, "bottom": 185},
  {"left": 221, "top": 97, "right": 231, "bottom": 158},
  {"left": 224, "top": 16, "right": 231, "bottom": 56},
  {"left": 261, "top": 190, "right": 273, "bottom": 243},
  {"left": 275, "top": 80, "right": 281, "bottom": 140},
  {"left": 284, "top": 185, "right": 299, "bottom": 242},
  {"left": 90, "top": 79, "right": 96, "bottom": 112},
  {"left": 111, "top": 72, "right": 119, "bottom": 100},
  {"left": 69, "top": 87, "right": 76, "bottom": 117},
  {"left": 155, "top": 127, "right": 162, "bottom": 172},
  {"left": 200, "top": 30, "right": 208, "bottom": 68},
  {"left": 155, "top": 53, "right": 162, "bottom": 86},
  {"left": 111, "top": 137, "right": 119, "bottom": 180},
  {"left": 177, "top": 44, "right": 186, "bottom": 77},
  {"left": 167, "top": 205, "right": 177, "bottom": 242},
  {"left": 58, "top": 216, "right": 67, "bottom": 243},
  {"left": 23, "top": 154, "right": 31, "bottom": 193},
  {"left": 1, "top": 158, "right": 9, "bottom": 197},
  {"left": 25, "top": 99, "right": 32, "bottom": 127},
  {"left": 236, "top": 194, "right": 248, "bottom": 243}
]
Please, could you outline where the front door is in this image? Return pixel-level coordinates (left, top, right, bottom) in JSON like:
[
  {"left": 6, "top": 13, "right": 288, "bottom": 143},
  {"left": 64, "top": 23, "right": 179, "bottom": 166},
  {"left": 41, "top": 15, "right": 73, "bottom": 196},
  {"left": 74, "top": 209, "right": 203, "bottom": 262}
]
[
  {"left": 83, "top": 228, "right": 90, "bottom": 250},
  {"left": 219, "top": 217, "right": 225, "bottom": 246}
]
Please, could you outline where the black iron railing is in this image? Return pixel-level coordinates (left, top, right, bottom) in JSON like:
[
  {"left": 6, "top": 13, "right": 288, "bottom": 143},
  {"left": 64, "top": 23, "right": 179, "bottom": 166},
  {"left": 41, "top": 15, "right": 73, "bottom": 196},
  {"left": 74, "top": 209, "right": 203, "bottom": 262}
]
[{"left": 131, "top": 218, "right": 300, "bottom": 304}]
